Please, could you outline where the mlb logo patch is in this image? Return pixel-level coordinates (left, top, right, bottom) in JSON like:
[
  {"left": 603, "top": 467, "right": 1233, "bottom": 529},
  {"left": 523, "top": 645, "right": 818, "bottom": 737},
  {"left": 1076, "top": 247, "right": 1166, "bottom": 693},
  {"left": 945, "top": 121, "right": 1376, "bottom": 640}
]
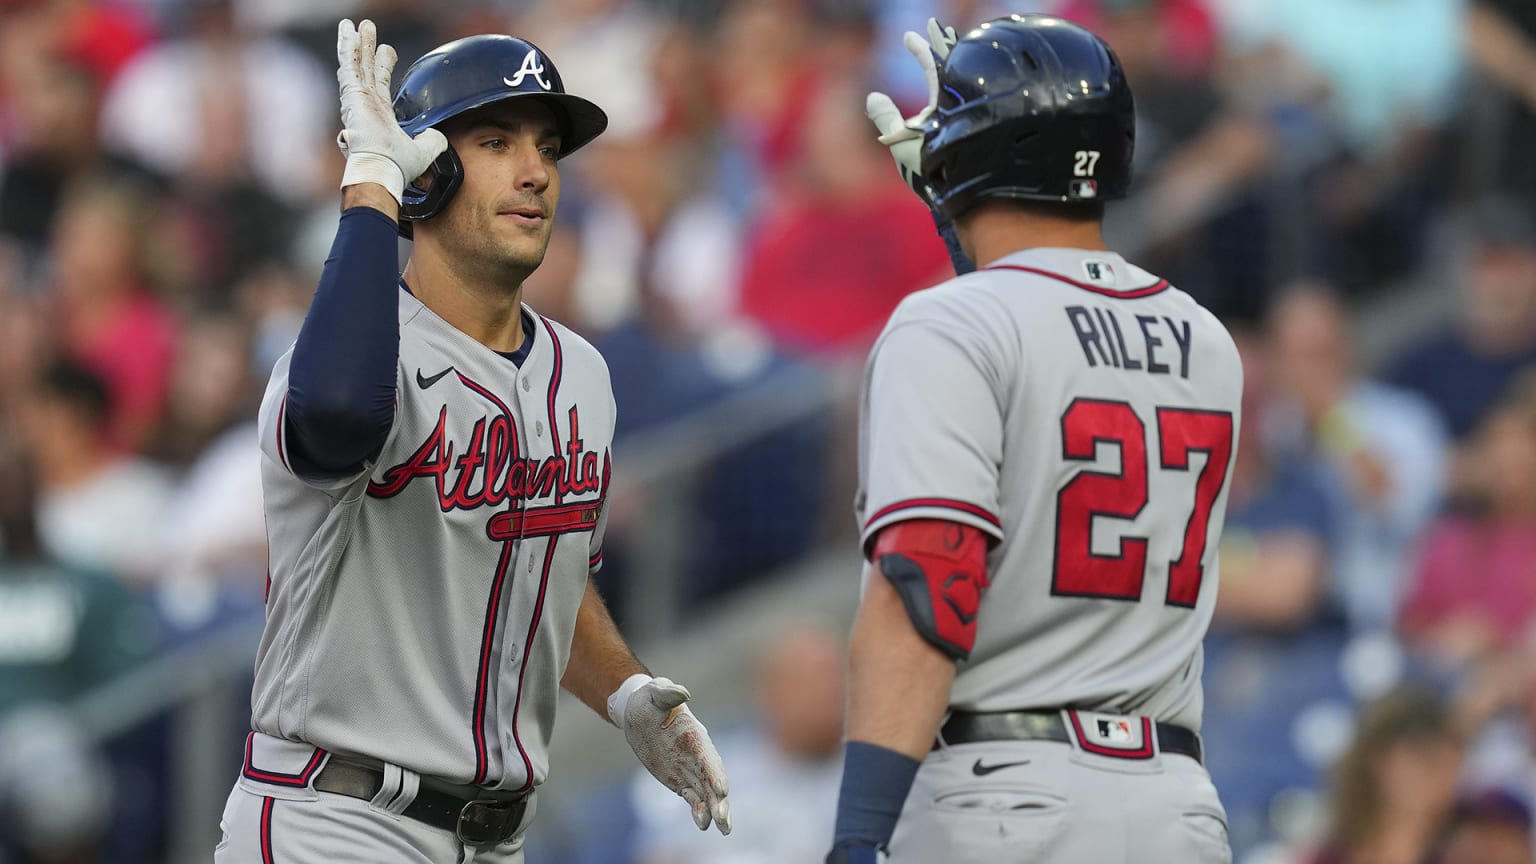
[
  {"left": 1096, "top": 718, "right": 1134, "bottom": 743},
  {"left": 1069, "top": 179, "right": 1098, "bottom": 199},
  {"left": 1082, "top": 260, "right": 1117, "bottom": 286},
  {"left": 1071, "top": 710, "right": 1151, "bottom": 757}
]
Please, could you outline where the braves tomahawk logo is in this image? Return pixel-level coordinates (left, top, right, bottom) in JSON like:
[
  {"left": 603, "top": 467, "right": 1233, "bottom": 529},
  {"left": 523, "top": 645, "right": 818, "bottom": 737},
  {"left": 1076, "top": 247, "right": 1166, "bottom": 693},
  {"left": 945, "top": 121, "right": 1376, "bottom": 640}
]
[
  {"left": 504, "top": 49, "right": 552, "bottom": 91},
  {"left": 367, "top": 402, "right": 608, "bottom": 538}
]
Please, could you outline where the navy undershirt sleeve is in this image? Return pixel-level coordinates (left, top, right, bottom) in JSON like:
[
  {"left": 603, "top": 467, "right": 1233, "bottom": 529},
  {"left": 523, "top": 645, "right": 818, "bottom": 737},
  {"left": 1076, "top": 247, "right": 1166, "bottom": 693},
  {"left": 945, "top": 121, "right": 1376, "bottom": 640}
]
[{"left": 285, "top": 207, "right": 402, "bottom": 478}]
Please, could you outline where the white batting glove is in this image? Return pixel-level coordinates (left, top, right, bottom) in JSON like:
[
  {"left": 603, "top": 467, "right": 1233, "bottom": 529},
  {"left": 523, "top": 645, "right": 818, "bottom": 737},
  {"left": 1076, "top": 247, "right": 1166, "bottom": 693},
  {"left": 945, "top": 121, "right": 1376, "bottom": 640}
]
[
  {"left": 610, "top": 675, "right": 731, "bottom": 835},
  {"left": 335, "top": 18, "right": 447, "bottom": 203},
  {"left": 865, "top": 18, "right": 958, "bottom": 206}
]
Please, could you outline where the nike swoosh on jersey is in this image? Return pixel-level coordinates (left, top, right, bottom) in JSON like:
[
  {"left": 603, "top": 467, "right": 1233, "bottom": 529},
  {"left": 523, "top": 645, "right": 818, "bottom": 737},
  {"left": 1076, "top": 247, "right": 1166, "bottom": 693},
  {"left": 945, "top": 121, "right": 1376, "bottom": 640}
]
[
  {"left": 416, "top": 367, "right": 455, "bottom": 389},
  {"left": 971, "top": 758, "right": 1031, "bottom": 776}
]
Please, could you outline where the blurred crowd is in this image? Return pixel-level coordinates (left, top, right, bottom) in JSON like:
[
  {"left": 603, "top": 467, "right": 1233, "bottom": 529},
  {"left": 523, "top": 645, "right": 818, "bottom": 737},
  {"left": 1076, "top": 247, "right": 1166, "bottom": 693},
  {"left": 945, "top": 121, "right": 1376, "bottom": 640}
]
[{"left": 0, "top": 0, "right": 1534, "bottom": 861}]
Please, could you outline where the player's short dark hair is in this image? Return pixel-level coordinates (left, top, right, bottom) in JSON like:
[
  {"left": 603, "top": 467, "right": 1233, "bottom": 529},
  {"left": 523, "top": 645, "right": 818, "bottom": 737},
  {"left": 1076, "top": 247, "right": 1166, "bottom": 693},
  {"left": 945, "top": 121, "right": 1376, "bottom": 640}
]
[{"left": 37, "top": 360, "right": 113, "bottom": 431}]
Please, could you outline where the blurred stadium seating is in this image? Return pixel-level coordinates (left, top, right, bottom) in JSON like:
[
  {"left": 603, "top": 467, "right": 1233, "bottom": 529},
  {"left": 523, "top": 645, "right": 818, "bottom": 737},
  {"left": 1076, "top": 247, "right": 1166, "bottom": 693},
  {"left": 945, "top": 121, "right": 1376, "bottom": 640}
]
[{"left": 1, "top": 0, "right": 1535, "bottom": 862}]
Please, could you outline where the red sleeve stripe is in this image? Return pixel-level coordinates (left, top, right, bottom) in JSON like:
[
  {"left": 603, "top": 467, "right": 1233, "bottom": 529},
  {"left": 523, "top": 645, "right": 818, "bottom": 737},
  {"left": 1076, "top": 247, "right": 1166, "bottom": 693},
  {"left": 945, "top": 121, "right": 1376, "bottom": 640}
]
[
  {"left": 984, "top": 264, "right": 1169, "bottom": 299},
  {"left": 863, "top": 498, "right": 1002, "bottom": 532},
  {"left": 589, "top": 550, "right": 603, "bottom": 567}
]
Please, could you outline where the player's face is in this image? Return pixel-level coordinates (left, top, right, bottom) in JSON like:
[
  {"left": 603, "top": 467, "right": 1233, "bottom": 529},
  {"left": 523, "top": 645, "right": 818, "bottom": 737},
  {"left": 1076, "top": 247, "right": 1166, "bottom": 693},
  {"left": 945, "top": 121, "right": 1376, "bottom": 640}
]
[{"left": 432, "top": 101, "right": 562, "bottom": 281}]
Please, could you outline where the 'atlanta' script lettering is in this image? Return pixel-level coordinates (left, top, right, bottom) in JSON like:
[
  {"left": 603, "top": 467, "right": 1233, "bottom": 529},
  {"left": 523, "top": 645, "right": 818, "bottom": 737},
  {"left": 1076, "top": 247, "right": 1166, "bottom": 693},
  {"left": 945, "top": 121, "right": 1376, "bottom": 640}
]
[{"left": 367, "top": 405, "right": 605, "bottom": 509}]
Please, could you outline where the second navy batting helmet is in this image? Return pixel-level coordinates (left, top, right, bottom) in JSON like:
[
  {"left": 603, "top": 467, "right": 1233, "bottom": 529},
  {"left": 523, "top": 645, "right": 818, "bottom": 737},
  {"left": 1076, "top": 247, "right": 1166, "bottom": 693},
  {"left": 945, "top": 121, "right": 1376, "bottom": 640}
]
[
  {"left": 920, "top": 15, "right": 1135, "bottom": 222},
  {"left": 392, "top": 35, "right": 608, "bottom": 234}
]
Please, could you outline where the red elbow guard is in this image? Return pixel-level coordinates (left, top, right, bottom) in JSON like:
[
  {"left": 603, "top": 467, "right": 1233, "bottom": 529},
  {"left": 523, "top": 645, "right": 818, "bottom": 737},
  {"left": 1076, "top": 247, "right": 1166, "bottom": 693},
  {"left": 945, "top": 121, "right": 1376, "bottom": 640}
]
[{"left": 872, "top": 519, "right": 991, "bottom": 660}]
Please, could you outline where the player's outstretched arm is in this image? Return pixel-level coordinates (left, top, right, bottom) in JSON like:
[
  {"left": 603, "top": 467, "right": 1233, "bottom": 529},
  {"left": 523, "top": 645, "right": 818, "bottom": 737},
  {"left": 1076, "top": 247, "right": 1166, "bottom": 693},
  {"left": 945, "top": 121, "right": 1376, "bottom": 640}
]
[
  {"left": 283, "top": 19, "right": 444, "bottom": 478},
  {"left": 864, "top": 18, "right": 975, "bottom": 276},
  {"left": 561, "top": 581, "right": 732, "bottom": 836}
]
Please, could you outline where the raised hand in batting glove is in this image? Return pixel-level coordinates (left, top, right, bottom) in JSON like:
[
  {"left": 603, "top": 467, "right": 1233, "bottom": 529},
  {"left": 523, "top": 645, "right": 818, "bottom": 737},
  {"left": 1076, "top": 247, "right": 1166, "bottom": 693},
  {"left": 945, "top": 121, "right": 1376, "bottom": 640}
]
[
  {"left": 864, "top": 18, "right": 957, "bottom": 209},
  {"left": 335, "top": 18, "right": 447, "bottom": 203},
  {"left": 610, "top": 675, "right": 732, "bottom": 834}
]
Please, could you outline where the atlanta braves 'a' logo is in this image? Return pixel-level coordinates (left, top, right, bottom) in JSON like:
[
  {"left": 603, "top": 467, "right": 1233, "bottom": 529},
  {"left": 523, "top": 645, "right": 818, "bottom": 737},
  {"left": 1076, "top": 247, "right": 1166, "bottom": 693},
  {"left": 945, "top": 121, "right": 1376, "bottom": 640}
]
[{"left": 504, "top": 49, "right": 552, "bottom": 91}]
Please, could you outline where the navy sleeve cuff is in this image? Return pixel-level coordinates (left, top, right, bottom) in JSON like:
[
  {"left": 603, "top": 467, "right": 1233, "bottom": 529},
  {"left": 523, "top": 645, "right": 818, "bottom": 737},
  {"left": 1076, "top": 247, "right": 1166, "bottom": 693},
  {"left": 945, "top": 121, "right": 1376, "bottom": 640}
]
[{"left": 832, "top": 741, "right": 921, "bottom": 849}]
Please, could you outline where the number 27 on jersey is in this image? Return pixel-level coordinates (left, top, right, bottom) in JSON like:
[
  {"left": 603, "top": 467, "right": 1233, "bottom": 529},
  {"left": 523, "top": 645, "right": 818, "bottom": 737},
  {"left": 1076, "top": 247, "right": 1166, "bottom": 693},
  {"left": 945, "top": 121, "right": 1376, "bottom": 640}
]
[{"left": 1053, "top": 398, "right": 1234, "bottom": 608}]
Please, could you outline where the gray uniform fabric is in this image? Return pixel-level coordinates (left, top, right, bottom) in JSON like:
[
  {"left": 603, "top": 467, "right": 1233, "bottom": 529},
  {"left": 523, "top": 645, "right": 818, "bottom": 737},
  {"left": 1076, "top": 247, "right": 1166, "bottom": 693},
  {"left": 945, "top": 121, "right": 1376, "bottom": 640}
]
[
  {"left": 219, "top": 288, "right": 612, "bottom": 860},
  {"left": 856, "top": 247, "right": 1242, "bottom": 862},
  {"left": 888, "top": 737, "right": 1228, "bottom": 864}
]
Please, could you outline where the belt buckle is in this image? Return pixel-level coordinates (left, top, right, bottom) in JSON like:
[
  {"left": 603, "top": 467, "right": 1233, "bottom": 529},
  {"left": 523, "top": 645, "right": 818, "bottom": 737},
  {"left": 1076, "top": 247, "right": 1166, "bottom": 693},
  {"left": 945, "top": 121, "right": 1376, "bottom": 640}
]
[{"left": 456, "top": 799, "right": 516, "bottom": 847}]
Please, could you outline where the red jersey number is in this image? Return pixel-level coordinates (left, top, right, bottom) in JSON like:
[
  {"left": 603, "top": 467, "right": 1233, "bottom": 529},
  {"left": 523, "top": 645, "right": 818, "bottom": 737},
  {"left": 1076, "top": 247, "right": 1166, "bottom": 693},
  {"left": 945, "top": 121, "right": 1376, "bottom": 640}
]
[{"left": 1052, "top": 399, "right": 1234, "bottom": 606}]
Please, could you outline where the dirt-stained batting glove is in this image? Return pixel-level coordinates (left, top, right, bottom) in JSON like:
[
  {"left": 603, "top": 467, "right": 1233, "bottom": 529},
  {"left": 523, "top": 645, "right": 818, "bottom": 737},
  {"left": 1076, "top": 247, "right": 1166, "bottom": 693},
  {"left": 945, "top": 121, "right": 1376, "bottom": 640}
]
[
  {"left": 865, "top": 18, "right": 958, "bottom": 207},
  {"left": 335, "top": 18, "right": 447, "bottom": 203},
  {"left": 609, "top": 675, "right": 731, "bottom": 835}
]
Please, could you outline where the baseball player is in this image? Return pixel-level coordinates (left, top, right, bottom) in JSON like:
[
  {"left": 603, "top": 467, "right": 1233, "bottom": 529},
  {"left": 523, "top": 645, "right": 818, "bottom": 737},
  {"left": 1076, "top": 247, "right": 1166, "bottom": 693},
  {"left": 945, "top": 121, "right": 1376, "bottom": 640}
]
[
  {"left": 826, "top": 15, "right": 1241, "bottom": 864},
  {"left": 215, "top": 21, "right": 730, "bottom": 862}
]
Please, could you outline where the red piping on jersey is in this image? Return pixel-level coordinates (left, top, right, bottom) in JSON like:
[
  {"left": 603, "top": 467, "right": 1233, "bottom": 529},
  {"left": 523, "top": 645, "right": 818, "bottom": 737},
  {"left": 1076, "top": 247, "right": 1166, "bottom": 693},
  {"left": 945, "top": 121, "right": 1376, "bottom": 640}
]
[
  {"left": 540, "top": 317, "right": 565, "bottom": 504},
  {"left": 486, "top": 500, "right": 601, "bottom": 541},
  {"left": 512, "top": 540, "right": 560, "bottom": 794},
  {"left": 589, "top": 549, "right": 603, "bottom": 568},
  {"left": 275, "top": 396, "right": 291, "bottom": 474},
  {"left": 451, "top": 368, "right": 525, "bottom": 785},
  {"left": 864, "top": 498, "right": 1002, "bottom": 533},
  {"left": 241, "top": 732, "right": 326, "bottom": 787},
  {"left": 504, "top": 321, "right": 566, "bottom": 793},
  {"left": 455, "top": 372, "right": 519, "bottom": 438},
  {"left": 984, "top": 264, "right": 1169, "bottom": 299},
  {"left": 471, "top": 538, "right": 516, "bottom": 784},
  {"left": 260, "top": 796, "right": 276, "bottom": 864},
  {"left": 1066, "top": 711, "right": 1156, "bottom": 760}
]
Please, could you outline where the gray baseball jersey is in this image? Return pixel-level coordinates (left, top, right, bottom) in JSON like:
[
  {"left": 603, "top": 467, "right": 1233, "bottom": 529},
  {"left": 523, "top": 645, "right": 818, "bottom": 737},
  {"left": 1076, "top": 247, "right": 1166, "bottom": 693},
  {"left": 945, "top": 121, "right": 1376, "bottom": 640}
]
[
  {"left": 252, "top": 287, "right": 612, "bottom": 792},
  {"left": 857, "top": 247, "right": 1242, "bottom": 731}
]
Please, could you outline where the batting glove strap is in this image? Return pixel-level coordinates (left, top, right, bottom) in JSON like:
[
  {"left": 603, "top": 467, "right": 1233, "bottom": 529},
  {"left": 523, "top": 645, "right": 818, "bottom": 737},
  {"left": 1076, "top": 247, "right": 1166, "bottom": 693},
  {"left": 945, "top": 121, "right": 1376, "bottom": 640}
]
[
  {"left": 832, "top": 742, "right": 920, "bottom": 851},
  {"left": 606, "top": 672, "right": 654, "bottom": 728},
  {"left": 622, "top": 676, "right": 733, "bottom": 836}
]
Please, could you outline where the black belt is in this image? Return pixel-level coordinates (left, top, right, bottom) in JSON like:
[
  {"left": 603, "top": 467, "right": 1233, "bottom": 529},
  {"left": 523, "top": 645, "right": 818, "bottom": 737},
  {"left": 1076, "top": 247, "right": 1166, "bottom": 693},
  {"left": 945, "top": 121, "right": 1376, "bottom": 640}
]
[
  {"left": 312, "top": 759, "right": 528, "bottom": 846},
  {"left": 938, "top": 710, "right": 1203, "bottom": 764}
]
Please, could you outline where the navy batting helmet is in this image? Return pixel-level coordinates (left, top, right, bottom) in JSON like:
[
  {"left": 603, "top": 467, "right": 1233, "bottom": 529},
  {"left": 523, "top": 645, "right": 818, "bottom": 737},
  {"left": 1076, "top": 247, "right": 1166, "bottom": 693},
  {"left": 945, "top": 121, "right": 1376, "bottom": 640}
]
[
  {"left": 919, "top": 15, "right": 1135, "bottom": 222},
  {"left": 392, "top": 35, "right": 608, "bottom": 234}
]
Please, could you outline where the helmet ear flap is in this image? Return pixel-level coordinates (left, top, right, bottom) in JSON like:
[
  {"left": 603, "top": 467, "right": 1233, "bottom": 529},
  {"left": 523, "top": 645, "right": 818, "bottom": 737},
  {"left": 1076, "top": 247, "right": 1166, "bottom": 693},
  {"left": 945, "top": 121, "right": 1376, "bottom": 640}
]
[{"left": 398, "top": 146, "right": 464, "bottom": 239}]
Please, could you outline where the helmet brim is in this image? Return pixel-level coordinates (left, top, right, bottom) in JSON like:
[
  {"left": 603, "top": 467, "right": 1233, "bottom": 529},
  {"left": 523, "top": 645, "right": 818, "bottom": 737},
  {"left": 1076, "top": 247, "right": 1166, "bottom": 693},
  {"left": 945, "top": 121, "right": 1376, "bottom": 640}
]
[{"left": 399, "top": 90, "right": 609, "bottom": 158}]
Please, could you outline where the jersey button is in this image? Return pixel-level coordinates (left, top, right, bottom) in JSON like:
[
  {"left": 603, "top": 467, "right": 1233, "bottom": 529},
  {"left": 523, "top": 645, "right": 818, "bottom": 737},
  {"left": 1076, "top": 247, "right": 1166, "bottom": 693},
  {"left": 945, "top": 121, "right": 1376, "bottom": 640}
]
[
  {"left": 522, "top": 378, "right": 531, "bottom": 392},
  {"left": 535, "top": 421, "right": 544, "bottom": 436}
]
